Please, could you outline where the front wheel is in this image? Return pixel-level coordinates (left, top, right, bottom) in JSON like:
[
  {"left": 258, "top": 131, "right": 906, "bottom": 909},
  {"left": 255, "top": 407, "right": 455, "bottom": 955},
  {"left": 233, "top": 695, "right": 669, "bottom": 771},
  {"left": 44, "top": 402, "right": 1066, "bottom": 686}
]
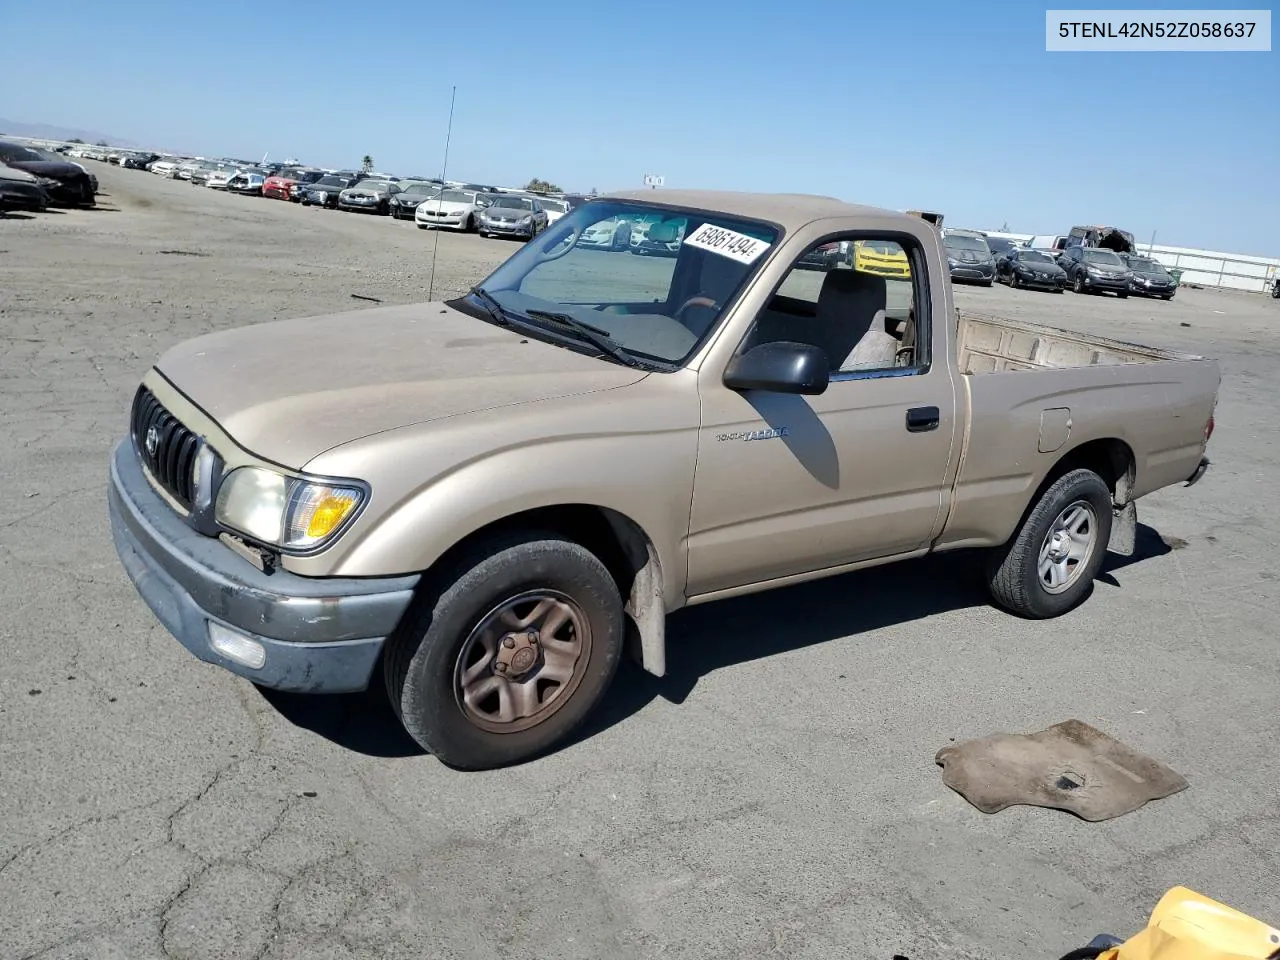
[
  {"left": 384, "top": 533, "right": 625, "bottom": 770},
  {"left": 1117, "top": 290, "right": 1128, "bottom": 299},
  {"left": 986, "top": 468, "right": 1113, "bottom": 619},
  {"left": 1073, "top": 273, "right": 1085, "bottom": 294}
]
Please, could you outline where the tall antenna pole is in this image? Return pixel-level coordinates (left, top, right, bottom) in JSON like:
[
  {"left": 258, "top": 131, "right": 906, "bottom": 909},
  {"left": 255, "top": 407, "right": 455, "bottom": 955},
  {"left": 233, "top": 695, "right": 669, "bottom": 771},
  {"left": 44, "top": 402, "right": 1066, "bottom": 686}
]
[{"left": 427, "top": 85, "right": 457, "bottom": 303}]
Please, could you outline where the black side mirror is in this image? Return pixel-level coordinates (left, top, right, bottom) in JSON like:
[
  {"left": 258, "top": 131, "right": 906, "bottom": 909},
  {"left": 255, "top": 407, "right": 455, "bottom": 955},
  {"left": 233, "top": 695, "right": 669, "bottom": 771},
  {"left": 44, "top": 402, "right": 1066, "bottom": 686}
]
[{"left": 723, "top": 341, "right": 829, "bottom": 395}]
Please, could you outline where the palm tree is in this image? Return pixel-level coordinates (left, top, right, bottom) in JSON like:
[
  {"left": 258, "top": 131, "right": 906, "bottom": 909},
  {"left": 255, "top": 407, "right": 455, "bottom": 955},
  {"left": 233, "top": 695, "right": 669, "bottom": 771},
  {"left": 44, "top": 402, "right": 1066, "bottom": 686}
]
[{"left": 360, "top": 155, "right": 374, "bottom": 175}]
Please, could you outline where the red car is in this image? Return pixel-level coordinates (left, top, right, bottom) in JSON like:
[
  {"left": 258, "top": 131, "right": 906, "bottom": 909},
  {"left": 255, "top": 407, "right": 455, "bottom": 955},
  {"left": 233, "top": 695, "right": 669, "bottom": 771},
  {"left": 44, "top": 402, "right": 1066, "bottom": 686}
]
[{"left": 262, "top": 169, "right": 322, "bottom": 201}]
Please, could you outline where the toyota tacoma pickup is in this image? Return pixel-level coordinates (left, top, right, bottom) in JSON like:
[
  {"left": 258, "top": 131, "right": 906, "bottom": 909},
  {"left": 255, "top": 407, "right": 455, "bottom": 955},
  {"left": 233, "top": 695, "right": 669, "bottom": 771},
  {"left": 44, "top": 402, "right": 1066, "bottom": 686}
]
[{"left": 109, "top": 190, "right": 1219, "bottom": 770}]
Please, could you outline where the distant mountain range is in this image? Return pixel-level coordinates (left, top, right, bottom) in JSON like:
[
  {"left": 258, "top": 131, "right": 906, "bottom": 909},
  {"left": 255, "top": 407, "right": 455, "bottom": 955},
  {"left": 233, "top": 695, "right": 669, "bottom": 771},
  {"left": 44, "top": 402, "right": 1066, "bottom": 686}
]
[{"left": 0, "top": 118, "right": 142, "bottom": 148}]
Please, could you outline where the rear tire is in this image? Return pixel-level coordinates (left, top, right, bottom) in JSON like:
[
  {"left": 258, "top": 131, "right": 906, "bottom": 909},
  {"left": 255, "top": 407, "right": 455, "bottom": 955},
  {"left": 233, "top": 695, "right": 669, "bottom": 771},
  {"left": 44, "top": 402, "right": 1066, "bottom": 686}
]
[
  {"left": 986, "top": 468, "right": 1113, "bottom": 619},
  {"left": 384, "top": 532, "right": 625, "bottom": 770}
]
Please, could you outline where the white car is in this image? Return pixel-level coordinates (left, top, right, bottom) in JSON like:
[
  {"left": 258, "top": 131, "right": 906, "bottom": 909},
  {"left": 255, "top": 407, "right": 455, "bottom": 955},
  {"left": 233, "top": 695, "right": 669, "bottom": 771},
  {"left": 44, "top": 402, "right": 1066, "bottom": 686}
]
[
  {"left": 576, "top": 216, "right": 632, "bottom": 251},
  {"left": 414, "top": 188, "right": 489, "bottom": 231},
  {"left": 206, "top": 169, "right": 237, "bottom": 190},
  {"left": 149, "top": 160, "right": 181, "bottom": 178},
  {"left": 538, "top": 196, "right": 569, "bottom": 224}
]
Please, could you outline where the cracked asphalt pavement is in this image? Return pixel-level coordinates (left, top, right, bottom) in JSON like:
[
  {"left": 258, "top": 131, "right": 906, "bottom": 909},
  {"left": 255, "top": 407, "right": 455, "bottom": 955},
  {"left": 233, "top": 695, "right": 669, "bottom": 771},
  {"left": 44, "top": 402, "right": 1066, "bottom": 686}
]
[{"left": 2, "top": 165, "right": 1278, "bottom": 959}]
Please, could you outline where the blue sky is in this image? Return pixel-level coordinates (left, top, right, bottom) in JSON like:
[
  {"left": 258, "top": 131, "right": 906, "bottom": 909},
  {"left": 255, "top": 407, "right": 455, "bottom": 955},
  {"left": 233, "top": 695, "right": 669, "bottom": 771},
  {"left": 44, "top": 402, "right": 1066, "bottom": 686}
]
[{"left": 3, "top": 0, "right": 1276, "bottom": 253}]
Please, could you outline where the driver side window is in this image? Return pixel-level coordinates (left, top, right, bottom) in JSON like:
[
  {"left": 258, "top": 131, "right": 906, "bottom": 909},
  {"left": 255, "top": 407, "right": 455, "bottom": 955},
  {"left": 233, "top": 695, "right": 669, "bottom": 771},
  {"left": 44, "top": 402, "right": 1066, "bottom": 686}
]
[{"left": 740, "top": 235, "right": 923, "bottom": 378}]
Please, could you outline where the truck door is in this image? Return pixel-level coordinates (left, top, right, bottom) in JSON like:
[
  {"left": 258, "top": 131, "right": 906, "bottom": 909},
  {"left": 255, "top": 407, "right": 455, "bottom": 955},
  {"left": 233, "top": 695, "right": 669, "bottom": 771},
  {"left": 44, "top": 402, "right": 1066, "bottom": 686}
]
[{"left": 686, "top": 228, "right": 963, "bottom": 598}]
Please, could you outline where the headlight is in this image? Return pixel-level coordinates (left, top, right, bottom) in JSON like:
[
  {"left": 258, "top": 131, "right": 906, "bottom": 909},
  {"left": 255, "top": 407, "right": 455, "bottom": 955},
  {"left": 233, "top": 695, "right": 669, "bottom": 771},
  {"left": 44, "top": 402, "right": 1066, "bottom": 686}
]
[
  {"left": 38, "top": 177, "right": 60, "bottom": 189},
  {"left": 520, "top": 215, "right": 532, "bottom": 224},
  {"left": 946, "top": 257, "right": 958, "bottom": 267},
  {"left": 215, "top": 467, "right": 364, "bottom": 550}
]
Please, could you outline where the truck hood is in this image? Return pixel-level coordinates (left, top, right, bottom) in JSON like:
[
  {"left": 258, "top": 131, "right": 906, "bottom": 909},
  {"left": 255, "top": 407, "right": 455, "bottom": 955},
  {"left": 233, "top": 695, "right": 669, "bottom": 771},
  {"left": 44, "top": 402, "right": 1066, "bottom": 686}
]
[{"left": 155, "top": 301, "right": 648, "bottom": 468}]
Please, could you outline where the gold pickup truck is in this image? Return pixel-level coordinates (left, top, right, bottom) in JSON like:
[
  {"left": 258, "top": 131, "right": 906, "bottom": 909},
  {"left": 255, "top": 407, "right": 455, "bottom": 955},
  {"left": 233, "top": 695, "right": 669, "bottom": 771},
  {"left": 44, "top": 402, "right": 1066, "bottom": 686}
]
[{"left": 109, "top": 190, "right": 1219, "bottom": 770}]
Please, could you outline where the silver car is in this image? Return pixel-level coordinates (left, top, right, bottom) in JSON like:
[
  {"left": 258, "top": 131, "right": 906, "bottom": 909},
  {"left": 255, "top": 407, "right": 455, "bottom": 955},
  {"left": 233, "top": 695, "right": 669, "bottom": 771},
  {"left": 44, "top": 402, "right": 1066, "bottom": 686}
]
[
  {"left": 337, "top": 179, "right": 401, "bottom": 215},
  {"left": 476, "top": 194, "right": 549, "bottom": 240}
]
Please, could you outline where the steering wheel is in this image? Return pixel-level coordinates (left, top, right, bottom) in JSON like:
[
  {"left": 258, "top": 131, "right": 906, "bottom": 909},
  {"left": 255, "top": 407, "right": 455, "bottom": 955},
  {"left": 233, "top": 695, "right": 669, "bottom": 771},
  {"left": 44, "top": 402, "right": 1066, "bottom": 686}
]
[{"left": 674, "top": 295, "right": 719, "bottom": 323}]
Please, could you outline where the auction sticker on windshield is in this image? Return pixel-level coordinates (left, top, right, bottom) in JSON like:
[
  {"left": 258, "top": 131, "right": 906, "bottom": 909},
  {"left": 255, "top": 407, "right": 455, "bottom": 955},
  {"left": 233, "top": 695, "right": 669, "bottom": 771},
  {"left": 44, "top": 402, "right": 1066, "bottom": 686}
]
[{"left": 682, "top": 223, "right": 772, "bottom": 264}]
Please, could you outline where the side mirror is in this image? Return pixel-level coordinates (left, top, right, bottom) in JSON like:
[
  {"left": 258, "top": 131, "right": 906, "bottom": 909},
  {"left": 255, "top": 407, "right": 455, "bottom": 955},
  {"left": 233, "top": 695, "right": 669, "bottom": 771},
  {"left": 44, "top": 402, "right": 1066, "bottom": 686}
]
[{"left": 723, "top": 342, "right": 829, "bottom": 395}]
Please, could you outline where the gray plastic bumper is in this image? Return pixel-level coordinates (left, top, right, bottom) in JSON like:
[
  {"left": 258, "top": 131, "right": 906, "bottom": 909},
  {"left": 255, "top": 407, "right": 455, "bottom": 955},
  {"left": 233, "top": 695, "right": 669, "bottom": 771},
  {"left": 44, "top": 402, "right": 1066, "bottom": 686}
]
[{"left": 107, "top": 439, "right": 419, "bottom": 692}]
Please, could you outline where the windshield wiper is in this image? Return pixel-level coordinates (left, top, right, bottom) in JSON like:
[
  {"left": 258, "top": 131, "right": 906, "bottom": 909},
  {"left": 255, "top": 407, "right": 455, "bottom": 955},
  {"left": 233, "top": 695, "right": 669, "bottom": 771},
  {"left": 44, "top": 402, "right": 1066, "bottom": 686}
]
[
  {"left": 523, "top": 309, "right": 642, "bottom": 368},
  {"left": 468, "top": 286, "right": 509, "bottom": 326}
]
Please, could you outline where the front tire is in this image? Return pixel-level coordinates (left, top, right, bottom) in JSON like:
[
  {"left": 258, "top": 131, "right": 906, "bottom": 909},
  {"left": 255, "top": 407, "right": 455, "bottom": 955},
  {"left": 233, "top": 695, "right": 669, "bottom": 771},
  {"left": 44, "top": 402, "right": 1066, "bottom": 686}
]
[
  {"left": 1073, "top": 273, "right": 1086, "bottom": 294},
  {"left": 384, "top": 532, "right": 625, "bottom": 770},
  {"left": 986, "top": 469, "right": 1113, "bottom": 619}
]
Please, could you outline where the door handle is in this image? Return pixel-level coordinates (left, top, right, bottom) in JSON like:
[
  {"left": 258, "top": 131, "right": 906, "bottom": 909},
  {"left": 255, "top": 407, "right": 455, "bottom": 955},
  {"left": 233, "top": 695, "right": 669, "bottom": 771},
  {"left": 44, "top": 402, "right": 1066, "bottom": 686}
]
[{"left": 905, "top": 406, "right": 940, "bottom": 432}]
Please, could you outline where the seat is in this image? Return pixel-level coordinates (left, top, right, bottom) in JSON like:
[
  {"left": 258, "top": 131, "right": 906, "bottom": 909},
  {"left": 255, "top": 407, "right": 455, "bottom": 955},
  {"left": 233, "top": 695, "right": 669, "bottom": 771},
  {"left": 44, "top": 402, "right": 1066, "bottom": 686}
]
[
  {"left": 811, "top": 269, "right": 900, "bottom": 372},
  {"left": 677, "top": 247, "right": 746, "bottom": 338}
]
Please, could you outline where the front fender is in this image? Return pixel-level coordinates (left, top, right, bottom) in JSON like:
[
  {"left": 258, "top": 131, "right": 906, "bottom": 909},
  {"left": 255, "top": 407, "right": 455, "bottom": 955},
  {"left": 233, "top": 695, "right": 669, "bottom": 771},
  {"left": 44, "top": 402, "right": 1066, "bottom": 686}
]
[{"left": 285, "top": 390, "right": 701, "bottom": 615}]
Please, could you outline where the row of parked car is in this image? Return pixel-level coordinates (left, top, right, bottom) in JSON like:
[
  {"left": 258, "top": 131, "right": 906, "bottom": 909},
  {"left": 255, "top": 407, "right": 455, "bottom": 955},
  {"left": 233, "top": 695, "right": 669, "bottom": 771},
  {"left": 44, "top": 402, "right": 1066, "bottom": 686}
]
[
  {"left": 796, "top": 221, "right": 1180, "bottom": 302},
  {"left": 0, "top": 139, "right": 99, "bottom": 213},
  {"left": 936, "top": 224, "right": 1180, "bottom": 300},
  {"left": 123, "top": 154, "right": 591, "bottom": 242}
]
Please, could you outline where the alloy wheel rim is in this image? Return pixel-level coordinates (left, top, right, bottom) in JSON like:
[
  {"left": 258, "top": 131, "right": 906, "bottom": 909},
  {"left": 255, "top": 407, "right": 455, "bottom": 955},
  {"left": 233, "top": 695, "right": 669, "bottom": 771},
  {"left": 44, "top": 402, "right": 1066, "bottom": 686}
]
[{"left": 1037, "top": 499, "right": 1098, "bottom": 595}]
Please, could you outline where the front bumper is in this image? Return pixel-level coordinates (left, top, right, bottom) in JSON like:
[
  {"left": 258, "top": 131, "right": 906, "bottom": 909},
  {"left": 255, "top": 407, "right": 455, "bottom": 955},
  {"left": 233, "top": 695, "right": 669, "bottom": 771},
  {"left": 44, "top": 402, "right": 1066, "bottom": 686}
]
[
  {"left": 1012, "top": 270, "right": 1065, "bottom": 289},
  {"left": 631, "top": 240, "right": 678, "bottom": 256},
  {"left": 479, "top": 219, "right": 534, "bottom": 237},
  {"left": 949, "top": 263, "right": 994, "bottom": 282},
  {"left": 0, "top": 181, "right": 48, "bottom": 210},
  {"left": 43, "top": 176, "right": 92, "bottom": 205},
  {"left": 339, "top": 197, "right": 382, "bottom": 211},
  {"left": 1130, "top": 280, "right": 1175, "bottom": 296},
  {"left": 1082, "top": 273, "right": 1128, "bottom": 291},
  {"left": 107, "top": 440, "right": 420, "bottom": 693},
  {"left": 415, "top": 211, "right": 470, "bottom": 228}
]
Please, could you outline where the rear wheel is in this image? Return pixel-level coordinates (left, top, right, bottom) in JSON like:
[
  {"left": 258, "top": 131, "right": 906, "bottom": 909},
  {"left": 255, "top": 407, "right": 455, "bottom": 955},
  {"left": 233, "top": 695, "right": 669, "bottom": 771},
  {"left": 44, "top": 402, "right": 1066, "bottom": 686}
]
[
  {"left": 986, "top": 469, "right": 1113, "bottom": 619},
  {"left": 384, "top": 532, "right": 625, "bottom": 770}
]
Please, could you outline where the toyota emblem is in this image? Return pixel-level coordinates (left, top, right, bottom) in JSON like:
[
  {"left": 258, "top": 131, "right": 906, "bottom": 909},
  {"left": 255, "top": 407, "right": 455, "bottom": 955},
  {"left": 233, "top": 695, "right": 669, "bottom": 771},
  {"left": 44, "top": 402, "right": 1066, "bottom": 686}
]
[{"left": 145, "top": 426, "right": 159, "bottom": 457}]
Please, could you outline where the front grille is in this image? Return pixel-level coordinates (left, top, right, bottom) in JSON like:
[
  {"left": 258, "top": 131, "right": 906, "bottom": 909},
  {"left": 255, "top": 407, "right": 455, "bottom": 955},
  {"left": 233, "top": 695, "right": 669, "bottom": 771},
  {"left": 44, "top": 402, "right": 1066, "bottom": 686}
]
[{"left": 131, "top": 386, "right": 201, "bottom": 510}]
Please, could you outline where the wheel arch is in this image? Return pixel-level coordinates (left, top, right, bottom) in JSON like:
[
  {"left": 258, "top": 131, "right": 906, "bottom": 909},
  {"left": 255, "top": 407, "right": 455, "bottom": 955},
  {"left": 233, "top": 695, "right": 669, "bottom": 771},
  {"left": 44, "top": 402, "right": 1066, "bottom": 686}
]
[
  {"left": 1044, "top": 437, "right": 1136, "bottom": 504},
  {"left": 1000, "top": 437, "right": 1136, "bottom": 551},
  {"left": 417, "top": 503, "right": 668, "bottom": 678}
]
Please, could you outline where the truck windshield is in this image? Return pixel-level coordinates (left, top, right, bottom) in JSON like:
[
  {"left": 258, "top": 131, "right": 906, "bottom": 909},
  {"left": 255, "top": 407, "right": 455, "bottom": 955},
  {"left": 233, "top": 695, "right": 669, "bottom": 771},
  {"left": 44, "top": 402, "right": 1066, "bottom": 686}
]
[{"left": 465, "top": 200, "right": 780, "bottom": 368}]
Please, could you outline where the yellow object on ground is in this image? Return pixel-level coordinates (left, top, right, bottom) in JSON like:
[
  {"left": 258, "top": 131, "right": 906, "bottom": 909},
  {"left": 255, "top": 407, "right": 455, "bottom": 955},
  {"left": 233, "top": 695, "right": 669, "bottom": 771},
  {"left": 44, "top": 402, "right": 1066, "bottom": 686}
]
[{"left": 1099, "top": 887, "right": 1280, "bottom": 960}]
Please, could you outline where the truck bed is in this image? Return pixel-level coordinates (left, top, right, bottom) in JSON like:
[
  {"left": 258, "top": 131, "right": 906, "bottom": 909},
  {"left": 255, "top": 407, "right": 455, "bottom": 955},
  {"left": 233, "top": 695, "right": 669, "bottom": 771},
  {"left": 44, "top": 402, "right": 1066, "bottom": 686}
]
[
  {"left": 956, "top": 311, "right": 1206, "bottom": 374},
  {"left": 936, "top": 310, "right": 1220, "bottom": 552}
]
